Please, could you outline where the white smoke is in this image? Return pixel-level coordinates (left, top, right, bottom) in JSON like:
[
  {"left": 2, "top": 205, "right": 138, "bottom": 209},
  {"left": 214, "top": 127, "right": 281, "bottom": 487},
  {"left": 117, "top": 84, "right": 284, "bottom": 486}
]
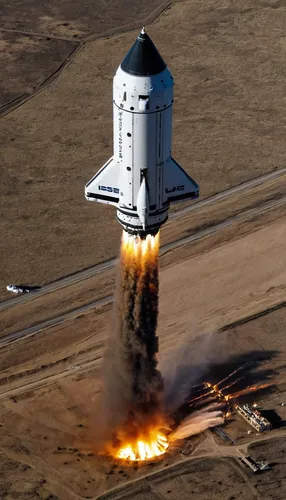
[
  {"left": 169, "top": 405, "right": 224, "bottom": 441},
  {"left": 159, "top": 326, "right": 224, "bottom": 413}
]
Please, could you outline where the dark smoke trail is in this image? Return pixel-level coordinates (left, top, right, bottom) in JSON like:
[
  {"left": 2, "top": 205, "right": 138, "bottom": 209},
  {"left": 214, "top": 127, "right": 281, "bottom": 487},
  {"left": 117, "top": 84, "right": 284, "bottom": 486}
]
[
  {"left": 97, "top": 232, "right": 165, "bottom": 451},
  {"left": 132, "top": 238, "right": 163, "bottom": 411}
]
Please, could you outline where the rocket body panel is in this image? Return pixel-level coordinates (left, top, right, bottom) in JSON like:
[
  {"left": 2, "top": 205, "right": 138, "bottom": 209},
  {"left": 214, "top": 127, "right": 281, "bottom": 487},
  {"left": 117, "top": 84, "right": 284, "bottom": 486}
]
[
  {"left": 85, "top": 28, "right": 199, "bottom": 237},
  {"left": 112, "top": 66, "right": 173, "bottom": 213}
]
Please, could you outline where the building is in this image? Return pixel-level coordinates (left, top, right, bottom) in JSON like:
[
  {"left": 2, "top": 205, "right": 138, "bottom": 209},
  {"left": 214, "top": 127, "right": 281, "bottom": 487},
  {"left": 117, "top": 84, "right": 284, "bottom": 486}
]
[{"left": 236, "top": 404, "right": 272, "bottom": 432}]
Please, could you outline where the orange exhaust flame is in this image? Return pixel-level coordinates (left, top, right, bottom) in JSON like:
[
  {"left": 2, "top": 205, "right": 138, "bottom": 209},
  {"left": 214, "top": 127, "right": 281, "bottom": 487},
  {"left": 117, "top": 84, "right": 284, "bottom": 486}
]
[
  {"left": 220, "top": 377, "right": 243, "bottom": 393},
  {"left": 104, "top": 231, "right": 273, "bottom": 460},
  {"left": 226, "top": 382, "right": 272, "bottom": 400},
  {"left": 115, "top": 431, "right": 169, "bottom": 461},
  {"left": 189, "top": 374, "right": 271, "bottom": 412},
  {"left": 121, "top": 231, "right": 160, "bottom": 264},
  {"left": 106, "top": 231, "right": 168, "bottom": 462},
  {"left": 188, "top": 384, "right": 214, "bottom": 405},
  {"left": 216, "top": 363, "right": 248, "bottom": 388}
]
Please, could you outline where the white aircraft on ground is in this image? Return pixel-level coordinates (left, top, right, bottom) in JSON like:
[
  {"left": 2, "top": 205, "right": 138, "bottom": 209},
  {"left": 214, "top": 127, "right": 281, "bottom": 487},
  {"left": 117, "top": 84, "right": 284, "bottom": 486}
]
[{"left": 6, "top": 284, "right": 41, "bottom": 294}]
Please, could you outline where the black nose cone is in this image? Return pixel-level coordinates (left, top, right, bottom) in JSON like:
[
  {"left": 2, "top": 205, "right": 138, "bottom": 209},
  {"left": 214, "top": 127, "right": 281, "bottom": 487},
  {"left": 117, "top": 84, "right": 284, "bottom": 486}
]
[{"left": 121, "top": 28, "right": 166, "bottom": 76}]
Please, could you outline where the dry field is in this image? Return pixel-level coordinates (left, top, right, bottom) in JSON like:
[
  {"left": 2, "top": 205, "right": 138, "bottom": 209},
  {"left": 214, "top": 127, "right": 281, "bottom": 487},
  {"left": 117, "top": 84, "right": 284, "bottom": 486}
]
[
  {"left": 99, "top": 436, "right": 286, "bottom": 499},
  {"left": 1, "top": 0, "right": 286, "bottom": 295},
  {"left": 0, "top": 0, "right": 168, "bottom": 109},
  {"left": 1, "top": 1, "right": 286, "bottom": 499},
  {"left": 248, "top": 438, "right": 286, "bottom": 499},
  {"left": 1, "top": 171, "right": 285, "bottom": 334},
  {"left": 100, "top": 458, "right": 258, "bottom": 500},
  {"left": 0, "top": 211, "right": 286, "bottom": 498}
]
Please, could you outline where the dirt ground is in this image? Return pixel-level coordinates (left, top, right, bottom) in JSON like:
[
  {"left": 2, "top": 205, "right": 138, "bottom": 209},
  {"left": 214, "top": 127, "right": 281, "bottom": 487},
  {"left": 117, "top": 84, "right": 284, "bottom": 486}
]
[
  {"left": 1, "top": 1, "right": 286, "bottom": 499},
  {"left": 2, "top": 205, "right": 286, "bottom": 339},
  {"left": 248, "top": 438, "right": 286, "bottom": 499},
  {"left": 0, "top": 212, "right": 286, "bottom": 498},
  {"left": 99, "top": 436, "right": 286, "bottom": 500},
  {"left": 0, "top": 0, "right": 168, "bottom": 111},
  {"left": 0, "top": 0, "right": 168, "bottom": 38},
  {"left": 1, "top": 297, "right": 285, "bottom": 498},
  {"left": 1, "top": 215, "right": 286, "bottom": 393},
  {"left": 1, "top": 0, "right": 286, "bottom": 295},
  {"left": 0, "top": 32, "right": 79, "bottom": 109},
  {"left": 1, "top": 170, "right": 285, "bottom": 330},
  {"left": 100, "top": 458, "right": 257, "bottom": 500}
]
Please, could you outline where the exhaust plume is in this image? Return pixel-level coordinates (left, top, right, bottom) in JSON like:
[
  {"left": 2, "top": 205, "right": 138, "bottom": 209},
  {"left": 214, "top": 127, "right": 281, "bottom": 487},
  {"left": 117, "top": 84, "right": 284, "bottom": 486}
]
[
  {"left": 160, "top": 329, "right": 220, "bottom": 413},
  {"left": 94, "top": 232, "right": 273, "bottom": 460},
  {"left": 99, "top": 232, "right": 167, "bottom": 455},
  {"left": 169, "top": 405, "right": 224, "bottom": 441}
]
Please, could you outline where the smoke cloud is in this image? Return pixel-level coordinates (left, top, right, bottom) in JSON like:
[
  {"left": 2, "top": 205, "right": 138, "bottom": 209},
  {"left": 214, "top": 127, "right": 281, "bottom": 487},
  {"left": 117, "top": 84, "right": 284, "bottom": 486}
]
[
  {"left": 169, "top": 405, "right": 224, "bottom": 441},
  {"left": 159, "top": 328, "right": 222, "bottom": 414},
  {"left": 95, "top": 231, "right": 239, "bottom": 457}
]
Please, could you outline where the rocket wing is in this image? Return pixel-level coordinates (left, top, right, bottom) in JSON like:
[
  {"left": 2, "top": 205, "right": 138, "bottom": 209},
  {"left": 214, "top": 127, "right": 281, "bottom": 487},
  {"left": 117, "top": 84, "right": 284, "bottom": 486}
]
[
  {"left": 85, "top": 157, "right": 120, "bottom": 206},
  {"left": 163, "top": 157, "right": 199, "bottom": 204}
]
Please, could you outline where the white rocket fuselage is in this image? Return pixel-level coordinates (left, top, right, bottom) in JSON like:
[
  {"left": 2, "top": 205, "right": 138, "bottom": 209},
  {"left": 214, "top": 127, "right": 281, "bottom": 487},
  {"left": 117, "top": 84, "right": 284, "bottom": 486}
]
[{"left": 85, "top": 28, "right": 199, "bottom": 237}]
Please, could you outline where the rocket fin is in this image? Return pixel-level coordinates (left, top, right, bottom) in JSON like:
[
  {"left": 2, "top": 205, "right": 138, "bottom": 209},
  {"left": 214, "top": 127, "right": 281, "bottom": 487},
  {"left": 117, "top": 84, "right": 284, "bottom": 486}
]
[
  {"left": 85, "top": 157, "right": 120, "bottom": 206},
  {"left": 163, "top": 157, "right": 199, "bottom": 204}
]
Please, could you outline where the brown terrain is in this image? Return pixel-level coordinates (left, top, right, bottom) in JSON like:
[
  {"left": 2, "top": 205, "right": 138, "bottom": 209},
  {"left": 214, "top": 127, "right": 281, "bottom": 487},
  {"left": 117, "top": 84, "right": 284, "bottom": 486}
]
[
  {"left": 1, "top": 0, "right": 286, "bottom": 296},
  {"left": 1, "top": 0, "right": 286, "bottom": 499}
]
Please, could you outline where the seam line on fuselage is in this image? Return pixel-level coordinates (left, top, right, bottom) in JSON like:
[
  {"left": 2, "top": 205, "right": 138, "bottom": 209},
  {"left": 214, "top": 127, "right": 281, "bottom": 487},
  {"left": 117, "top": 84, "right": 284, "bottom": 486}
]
[{"left": 113, "top": 102, "right": 172, "bottom": 115}]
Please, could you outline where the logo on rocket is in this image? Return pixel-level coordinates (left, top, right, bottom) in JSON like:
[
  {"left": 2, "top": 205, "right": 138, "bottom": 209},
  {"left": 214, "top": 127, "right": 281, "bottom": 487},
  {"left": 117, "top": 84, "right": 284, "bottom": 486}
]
[{"left": 85, "top": 27, "right": 199, "bottom": 237}]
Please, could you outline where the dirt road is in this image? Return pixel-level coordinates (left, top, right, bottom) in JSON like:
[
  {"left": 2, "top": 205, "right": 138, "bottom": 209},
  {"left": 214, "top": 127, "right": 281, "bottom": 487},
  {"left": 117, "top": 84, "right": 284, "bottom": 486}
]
[
  {"left": 2, "top": 167, "right": 285, "bottom": 311},
  {"left": 1, "top": 194, "right": 285, "bottom": 348}
]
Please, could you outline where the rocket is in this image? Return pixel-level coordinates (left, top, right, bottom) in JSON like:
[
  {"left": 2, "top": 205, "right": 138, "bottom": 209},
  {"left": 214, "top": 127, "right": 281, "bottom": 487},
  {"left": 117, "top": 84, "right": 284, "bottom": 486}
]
[{"left": 85, "top": 27, "right": 199, "bottom": 237}]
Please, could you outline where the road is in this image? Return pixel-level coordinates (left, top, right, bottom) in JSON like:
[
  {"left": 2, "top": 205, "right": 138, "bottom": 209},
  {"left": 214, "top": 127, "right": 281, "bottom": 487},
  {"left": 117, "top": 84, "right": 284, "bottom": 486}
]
[
  {"left": 96, "top": 429, "right": 286, "bottom": 500},
  {"left": 1, "top": 192, "right": 285, "bottom": 349},
  {"left": 1, "top": 167, "right": 285, "bottom": 312}
]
